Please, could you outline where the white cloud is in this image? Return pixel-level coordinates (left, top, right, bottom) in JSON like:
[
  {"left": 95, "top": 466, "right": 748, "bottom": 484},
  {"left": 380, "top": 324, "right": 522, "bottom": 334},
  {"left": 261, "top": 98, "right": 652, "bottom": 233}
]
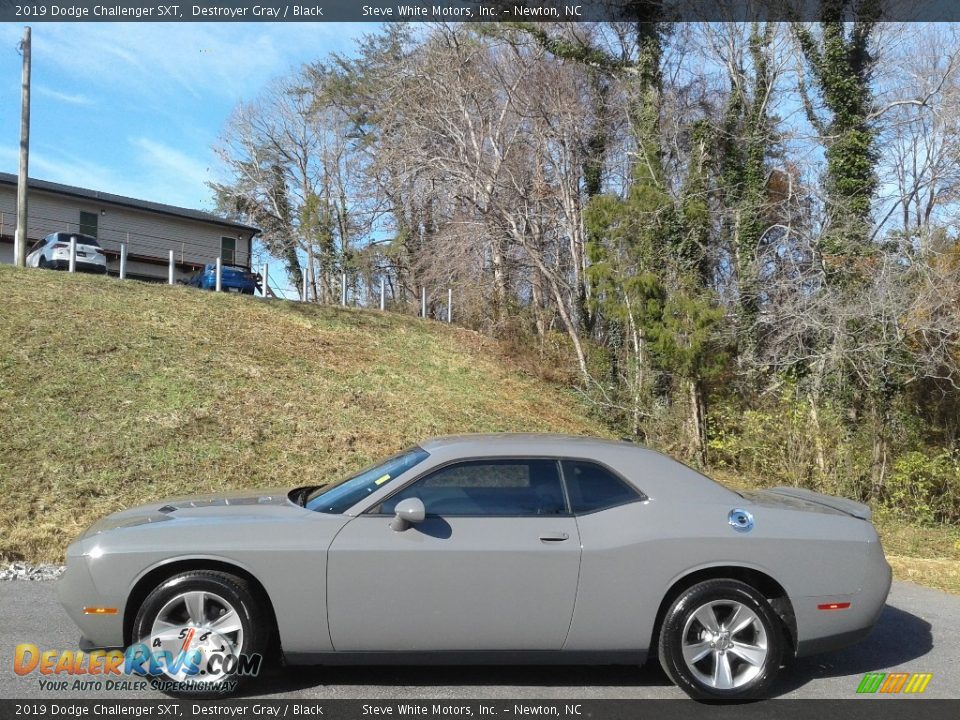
[
  {"left": 0, "top": 21, "right": 379, "bottom": 211},
  {"left": 128, "top": 137, "right": 213, "bottom": 208},
  {"left": 0, "top": 141, "right": 210, "bottom": 211},
  {"left": 24, "top": 22, "right": 374, "bottom": 104},
  {"left": 131, "top": 137, "right": 209, "bottom": 187},
  {"left": 34, "top": 85, "right": 94, "bottom": 106},
  {"left": 0, "top": 145, "right": 118, "bottom": 191}
]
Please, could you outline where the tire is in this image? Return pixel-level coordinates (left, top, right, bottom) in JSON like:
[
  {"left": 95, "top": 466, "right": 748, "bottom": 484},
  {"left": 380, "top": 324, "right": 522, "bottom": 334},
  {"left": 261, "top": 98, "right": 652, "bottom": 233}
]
[
  {"left": 38, "top": 255, "right": 48, "bottom": 269},
  {"left": 131, "top": 570, "right": 268, "bottom": 697},
  {"left": 657, "top": 579, "right": 784, "bottom": 700}
]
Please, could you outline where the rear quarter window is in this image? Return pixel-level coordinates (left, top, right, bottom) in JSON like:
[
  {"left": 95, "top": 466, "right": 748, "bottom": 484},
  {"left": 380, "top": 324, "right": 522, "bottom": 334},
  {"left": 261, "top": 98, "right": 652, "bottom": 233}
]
[{"left": 562, "top": 459, "right": 643, "bottom": 514}]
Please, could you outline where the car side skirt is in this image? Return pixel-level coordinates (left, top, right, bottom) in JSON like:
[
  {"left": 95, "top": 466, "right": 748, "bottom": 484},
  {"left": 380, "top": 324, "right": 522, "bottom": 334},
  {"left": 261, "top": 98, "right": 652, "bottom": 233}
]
[{"left": 283, "top": 650, "right": 647, "bottom": 667}]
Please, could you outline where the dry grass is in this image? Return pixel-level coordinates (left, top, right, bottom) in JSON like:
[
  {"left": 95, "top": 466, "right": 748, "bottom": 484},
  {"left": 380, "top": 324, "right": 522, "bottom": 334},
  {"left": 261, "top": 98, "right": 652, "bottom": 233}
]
[
  {"left": 2, "top": 265, "right": 958, "bottom": 597},
  {"left": 0, "top": 266, "right": 610, "bottom": 563},
  {"left": 887, "top": 556, "right": 960, "bottom": 595},
  {"left": 874, "top": 512, "right": 960, "bottom": 594}
]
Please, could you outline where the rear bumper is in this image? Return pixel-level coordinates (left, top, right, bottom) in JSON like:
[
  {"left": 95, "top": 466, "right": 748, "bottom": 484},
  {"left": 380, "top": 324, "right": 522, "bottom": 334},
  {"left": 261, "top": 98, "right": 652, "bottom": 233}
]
[
  {"left": 199, "top": 277, "right": 257, "bottom": 292},
  {"left": 49, "top": 258, "right": 108, "bottom": 273},
  {"left": 794, "top": 542, "right": 892, "bottom": 657}
]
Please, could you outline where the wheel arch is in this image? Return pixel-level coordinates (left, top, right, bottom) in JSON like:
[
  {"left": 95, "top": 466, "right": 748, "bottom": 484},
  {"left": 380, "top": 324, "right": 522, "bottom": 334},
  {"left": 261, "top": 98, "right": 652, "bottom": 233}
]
[
  {"left": 650, "top": 564, "right": 797, "bottom": 655},
  {"left": 123, "top": 557, "right": 281, "bottom": 654}
]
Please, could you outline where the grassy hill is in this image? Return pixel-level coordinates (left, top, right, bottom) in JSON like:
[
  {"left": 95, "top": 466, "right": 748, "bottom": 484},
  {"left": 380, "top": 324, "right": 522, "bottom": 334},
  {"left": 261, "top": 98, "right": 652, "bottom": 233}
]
[{"left": 0, "top": 265, "right": 609, "bottom": 562}]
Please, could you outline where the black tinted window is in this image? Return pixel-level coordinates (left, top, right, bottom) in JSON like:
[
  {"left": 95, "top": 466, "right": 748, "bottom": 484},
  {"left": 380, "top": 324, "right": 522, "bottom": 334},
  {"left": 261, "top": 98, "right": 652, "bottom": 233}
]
[
  {"left": 56, "top": 233, "right": 100, "bottom": 247},
  {"left": 383, "top": 459, "right": 566, "bottom": 516},
  {"left": 562, "top": 460, "right": 640, "bottom": 513}
]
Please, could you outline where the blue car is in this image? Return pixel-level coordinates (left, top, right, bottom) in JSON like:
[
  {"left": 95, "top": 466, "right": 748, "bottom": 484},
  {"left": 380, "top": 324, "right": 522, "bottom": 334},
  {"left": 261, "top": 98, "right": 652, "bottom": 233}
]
[{"left": 187, "top": 263, "right": 261, "bottom": 295}]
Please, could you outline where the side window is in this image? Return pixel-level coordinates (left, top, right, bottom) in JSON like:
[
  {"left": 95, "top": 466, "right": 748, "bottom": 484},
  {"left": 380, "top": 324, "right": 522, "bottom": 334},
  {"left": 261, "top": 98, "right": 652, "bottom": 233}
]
[
  {"left": 382, "top": 459, "right": 566, "bottom": 517},
  {"left": 79, "top": 211, "right": 98, "bottom": 238},
  {"left": 221, "top": 237, "right": 237, "bottom": 265},
  {"left": 562, "top": 460, "right": 641, "bottom": 514}
]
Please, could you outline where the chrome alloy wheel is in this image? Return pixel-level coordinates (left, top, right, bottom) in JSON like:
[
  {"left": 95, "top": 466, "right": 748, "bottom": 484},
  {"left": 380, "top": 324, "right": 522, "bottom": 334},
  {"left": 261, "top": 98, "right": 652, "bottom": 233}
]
[
  {"left": 680, "top": 599, "right": 769, "bottom": 690},
  {"left": 148, "top": 590, "right": 244, "bottom": 683}
]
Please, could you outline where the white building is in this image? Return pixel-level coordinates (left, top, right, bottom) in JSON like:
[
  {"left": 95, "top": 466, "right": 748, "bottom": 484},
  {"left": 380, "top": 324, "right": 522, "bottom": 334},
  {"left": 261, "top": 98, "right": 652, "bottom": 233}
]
[{"left": 0, "top": 172, "right": 260, "bottom": 282}]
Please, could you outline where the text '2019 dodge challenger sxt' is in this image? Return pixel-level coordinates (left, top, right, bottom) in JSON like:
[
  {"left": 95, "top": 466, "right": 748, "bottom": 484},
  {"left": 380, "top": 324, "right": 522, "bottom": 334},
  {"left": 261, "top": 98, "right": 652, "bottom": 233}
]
[{"left": 58, "top": 434, "right": 891, "bottom": 700}]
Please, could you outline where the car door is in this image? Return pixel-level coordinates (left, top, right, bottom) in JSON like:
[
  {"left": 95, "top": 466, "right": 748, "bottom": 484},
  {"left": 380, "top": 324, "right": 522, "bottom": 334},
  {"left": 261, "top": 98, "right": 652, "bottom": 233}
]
[{"left": 326, "top": 458, "right": 581, "bottom": 652}]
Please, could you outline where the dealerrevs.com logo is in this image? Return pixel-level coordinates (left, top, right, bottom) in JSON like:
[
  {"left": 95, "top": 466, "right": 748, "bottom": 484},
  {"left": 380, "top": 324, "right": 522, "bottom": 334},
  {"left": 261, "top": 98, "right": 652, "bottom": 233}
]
[
  {"left": 14, "top": 625, "right": 262, "bottom": 694},
  {"left": 856, "top": 672, "right": 933, "bottom": 694}
]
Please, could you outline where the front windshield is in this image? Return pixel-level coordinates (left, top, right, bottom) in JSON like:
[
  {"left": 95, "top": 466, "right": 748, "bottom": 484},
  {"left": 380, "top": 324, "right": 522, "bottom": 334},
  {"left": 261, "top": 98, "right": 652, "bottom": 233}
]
[{"left": 304, "top": 446, "right": 430, "bottom": 514}]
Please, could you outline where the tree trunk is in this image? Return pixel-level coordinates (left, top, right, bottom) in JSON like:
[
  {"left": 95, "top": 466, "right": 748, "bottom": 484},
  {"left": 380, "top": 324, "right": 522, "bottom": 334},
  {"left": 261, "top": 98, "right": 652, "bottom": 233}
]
[
  {"left": 870, "top": 401, "right": 891, "bottom": 499},
  {"left": 531, "top": 268, "right": 547, "bottom": 340},
  {"left": 689, "top": 378, "right": 707, "bottom": 468},
  {"left": 807, "top": 394, "right": 828, "bottom": 477},
  {"left": 490, "top": 236, "right": 507, "bottom": 324}
]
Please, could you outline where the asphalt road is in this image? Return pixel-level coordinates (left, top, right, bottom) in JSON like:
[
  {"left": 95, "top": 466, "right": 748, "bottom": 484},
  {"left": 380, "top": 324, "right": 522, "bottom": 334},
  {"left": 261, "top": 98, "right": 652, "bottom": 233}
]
[{"left": 0, "top": 580, "right": 956, "bottom": 700}]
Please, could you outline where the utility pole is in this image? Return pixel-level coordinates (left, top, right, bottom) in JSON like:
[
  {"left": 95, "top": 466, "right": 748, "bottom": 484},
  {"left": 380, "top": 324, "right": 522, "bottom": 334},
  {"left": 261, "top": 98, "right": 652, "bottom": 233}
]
[{"left": 15, "top": 27, "right": 31, "bottom": 267}]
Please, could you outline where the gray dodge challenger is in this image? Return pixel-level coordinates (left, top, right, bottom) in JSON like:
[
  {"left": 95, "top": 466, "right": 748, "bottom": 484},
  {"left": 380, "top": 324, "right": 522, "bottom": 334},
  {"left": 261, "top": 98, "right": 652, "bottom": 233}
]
[{"left": 58, "top": 434, "right": 891, "bottom": 700}]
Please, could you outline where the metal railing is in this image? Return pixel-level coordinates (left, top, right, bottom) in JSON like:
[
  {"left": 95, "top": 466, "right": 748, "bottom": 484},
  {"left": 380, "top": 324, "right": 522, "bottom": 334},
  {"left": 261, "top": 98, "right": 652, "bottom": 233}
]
[{"left": 5, "top": 214, "right": 457, "bottom": 323}]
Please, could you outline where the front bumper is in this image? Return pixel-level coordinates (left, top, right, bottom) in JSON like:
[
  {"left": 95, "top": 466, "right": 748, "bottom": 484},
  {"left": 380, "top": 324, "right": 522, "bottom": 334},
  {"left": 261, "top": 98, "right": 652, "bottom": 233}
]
[{"left": 57, "top": 553, "right": 125, "bottom": 649}]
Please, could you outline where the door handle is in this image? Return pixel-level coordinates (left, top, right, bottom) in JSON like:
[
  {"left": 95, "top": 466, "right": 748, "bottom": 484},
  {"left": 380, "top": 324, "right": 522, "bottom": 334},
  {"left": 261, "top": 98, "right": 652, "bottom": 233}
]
[{"left": 539, "top": 533, "right": 570, "bottom": 543}]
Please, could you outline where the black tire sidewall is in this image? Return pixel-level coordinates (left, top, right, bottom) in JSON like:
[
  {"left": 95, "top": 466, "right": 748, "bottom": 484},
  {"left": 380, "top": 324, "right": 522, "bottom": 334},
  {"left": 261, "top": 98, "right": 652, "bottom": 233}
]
[
  {"left": 131, "top": 571, "right": 266, "bottom": 696},
  {"left": 658, "top": 579, "right": 784, "bottom": 701}
]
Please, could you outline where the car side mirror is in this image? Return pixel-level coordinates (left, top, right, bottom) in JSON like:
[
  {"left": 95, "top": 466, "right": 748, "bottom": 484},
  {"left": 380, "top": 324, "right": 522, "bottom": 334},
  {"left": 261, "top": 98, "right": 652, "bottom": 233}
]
[{"left": 390, "top": 497, "right": 426, "bottom": 532}]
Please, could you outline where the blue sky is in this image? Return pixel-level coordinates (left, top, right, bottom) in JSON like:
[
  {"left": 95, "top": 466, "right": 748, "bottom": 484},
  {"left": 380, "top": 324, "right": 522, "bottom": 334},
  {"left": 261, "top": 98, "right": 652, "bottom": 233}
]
[{"left": 0, "top": 22, "right": 376, "bottom": 212}]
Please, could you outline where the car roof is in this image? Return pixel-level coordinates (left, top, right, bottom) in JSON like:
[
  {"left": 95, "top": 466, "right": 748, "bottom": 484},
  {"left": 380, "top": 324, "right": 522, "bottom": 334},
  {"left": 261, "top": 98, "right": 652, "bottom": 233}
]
[
  {"left": 416, "top": 433, "right": 738, "bottom": 503},
  {"left": 420, "top": 433, "right": 637, "bottom": 455}
]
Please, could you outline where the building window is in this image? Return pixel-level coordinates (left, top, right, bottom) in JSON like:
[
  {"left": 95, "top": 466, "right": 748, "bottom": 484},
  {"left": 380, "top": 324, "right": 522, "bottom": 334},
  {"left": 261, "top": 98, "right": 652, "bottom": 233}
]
[
  {"left": 79, "top": 211, "right": 98, "bottom": 237},
  {"left": 221, "top": 237, "right": 237, "bottom": 265}
]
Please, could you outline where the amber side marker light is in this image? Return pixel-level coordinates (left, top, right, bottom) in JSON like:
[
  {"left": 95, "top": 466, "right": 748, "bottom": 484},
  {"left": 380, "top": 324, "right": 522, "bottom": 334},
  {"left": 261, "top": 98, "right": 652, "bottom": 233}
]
[
  {"left": 817, "top": 602, "right": 851, "bottom": 611},
  {"left": 82, "top": 607, "right": 119, "bottom": 615}
]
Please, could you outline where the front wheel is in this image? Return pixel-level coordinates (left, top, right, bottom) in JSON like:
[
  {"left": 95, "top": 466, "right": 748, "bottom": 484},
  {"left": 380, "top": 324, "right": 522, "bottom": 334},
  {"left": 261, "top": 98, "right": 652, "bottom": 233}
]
[
  {"left": 131, "top": 571, "right": 267, "bottom": 696},
  {"left": 658, "top": 579, "right": 784, "bottom": 700}
]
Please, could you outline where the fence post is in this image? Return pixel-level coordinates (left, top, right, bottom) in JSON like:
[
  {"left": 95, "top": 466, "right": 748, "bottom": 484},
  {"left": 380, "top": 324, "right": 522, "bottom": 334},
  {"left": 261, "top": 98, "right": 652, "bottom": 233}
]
[
  {"left": 168, "top": 250, "right": 175, "bottom": 285},
  {"left": 215, "top": 256, "right": 222, "bottom": 292},
  {"left": 421, "top": 286, "right": 427, "bottom": 318},
  {"left": 119, "top": 243, "right": 127, "bottom": 280},
  {"left": 302, "top": 268, "right": 308, "bottom": 302},
  {"left": 447, "top": 288, "right": 452, "bottom": 323},
  {"left": 68, "top": 236, "right": 77, "bottom": 273},
  {"left": 380, "top": 277, "right": 386, "bottom": 311},
  {"left": 262, "top": 263, "right": 269, "bottom": 297}
]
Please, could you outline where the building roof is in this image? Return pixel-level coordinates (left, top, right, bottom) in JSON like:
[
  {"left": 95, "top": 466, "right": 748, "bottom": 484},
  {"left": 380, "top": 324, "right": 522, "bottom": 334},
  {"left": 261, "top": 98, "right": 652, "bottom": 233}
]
[{"left": 0, "top": 171, "right": 260, "bottom": 235}]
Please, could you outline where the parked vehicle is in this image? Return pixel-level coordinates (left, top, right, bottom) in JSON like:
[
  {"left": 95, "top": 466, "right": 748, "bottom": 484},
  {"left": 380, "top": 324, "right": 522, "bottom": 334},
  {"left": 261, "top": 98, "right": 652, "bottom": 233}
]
[
  {"left": 27, "top": 232, "right": 107, "bottom": 274},
  {"left": 58, "top": 434, "right": 891, "bottom": 699},
  {"left": 187, "top": 263, "right": 261, "bottom": 295}
]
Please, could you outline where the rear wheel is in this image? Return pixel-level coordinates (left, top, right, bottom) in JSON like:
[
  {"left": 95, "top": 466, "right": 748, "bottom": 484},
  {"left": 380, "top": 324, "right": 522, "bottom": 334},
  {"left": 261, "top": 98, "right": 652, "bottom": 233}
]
[
  {"left": 131, "top": 571, "right": 267, "bottom": 697},
  {"left": 658, "top": 579, "right": 784, "bottom": 700}
]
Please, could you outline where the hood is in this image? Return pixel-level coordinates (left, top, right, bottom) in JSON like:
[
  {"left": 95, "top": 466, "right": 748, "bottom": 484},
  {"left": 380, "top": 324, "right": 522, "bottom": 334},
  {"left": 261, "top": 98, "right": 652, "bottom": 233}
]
[
  {"left": 745, "top": 486, "right": 872, "bottom": 521},
  {"left": 81, "top": 488, "right": 296, "bottom": 538}
]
